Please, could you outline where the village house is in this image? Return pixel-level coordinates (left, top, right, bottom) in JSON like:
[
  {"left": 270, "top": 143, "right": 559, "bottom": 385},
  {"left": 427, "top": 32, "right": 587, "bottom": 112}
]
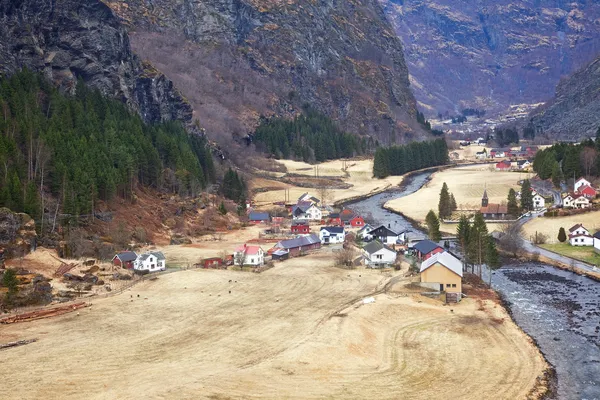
[
  {"left": 248, "top": 211, "right": 270, "bottom": 224},
  {"left": 532, "top": 191, "right": 545, "bottom": 210},
  {"left": 569, "top": 224, "right": 593, "bottom": 247},
  {"left": 200, "top": 257, "right": 223, "bottom": 269},
  {"left": 563, "top": 194, "right": 591, "bottom": 209},
  {"left": 419, "top": 251, "right": 463, "bottom": 294},
  {"left": 291, "top": 223, "right": 311, "bottom": 234},
  {"left": 367, "top": 225, "right": 402, "bottom": 245},
  {"left": 233, "top": 244, "right": 265, "bottom": 266},
  {"left": 291, "top": 202, "right": 322, "bottom": 222},
  {"left": 358, "top": 224, "right": 375, "bottom": 241},
  {"left": 134, "top": 251, "right": 166, "bottom": 273},
  {"left": 362, "top": 241, "right": 397, "bottom": 268},
  {"left": 495, "top": 160, "right": 512, "bottom": 171},
  {"left": 412, "top": 239, "right": 444, "bottom": 261},
  {"left": 272, "top": 234, "right": 321, "bottom": 256},
  {"left": 517, "top": 160, "right": 531, "bottom": 170},
  {"left": 475, "top": 151, "right": 487, "bottom": 160},
  {"left": 593, "top": 232, "right": 600, "bottom": 253},
  {"left": 480, "top": 190, "right": 509, "bottom": 219},
  {"left": 327, "top": 213, "right": 342, "bottom": 226},
  {"left": 298, "top": 192, "right": 320, "bottom": 205},
  {"left": 112, "top": 251, "right": 137, "bottom": 269},
  {"left": 271, "top": 249, "right": 289, "bottom": 261},
  {"left": 577, "top": 184, "right": 597, "bottom": 199},
  {"left": 319, "top": 226, "right": 346, "bottom": 244},
  {"left": 490, "top": 148, "right": 511, "bottom": 158},
  {"left": 341, "top": 214, "right": 365, "bottom": 228},
  {"left": 574, "top": 177, "right": 592, "bottom": 192}
]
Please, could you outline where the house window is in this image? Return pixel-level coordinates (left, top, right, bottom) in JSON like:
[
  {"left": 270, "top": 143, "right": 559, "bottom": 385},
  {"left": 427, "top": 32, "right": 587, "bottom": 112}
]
[
  {"left": 452, "top": 284, "right": 456, "bottom": 288},
  {"left": 446, "top": 284, "right": 451, "bottom": 288},
  {"left": 250, "top": 258, "right": 254, "bottom": 263},
  {"left": 376, "top": 254, "right": 382, "bottom": 259}
]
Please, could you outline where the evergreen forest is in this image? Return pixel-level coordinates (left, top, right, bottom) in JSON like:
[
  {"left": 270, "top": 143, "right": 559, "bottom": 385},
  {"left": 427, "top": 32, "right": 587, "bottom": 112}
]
[
  {"left": 372, "top": 139, "right": 448, "bottom": 178},
  {"left": 0, "top": 70, "right": 216, "bottom": 221}
]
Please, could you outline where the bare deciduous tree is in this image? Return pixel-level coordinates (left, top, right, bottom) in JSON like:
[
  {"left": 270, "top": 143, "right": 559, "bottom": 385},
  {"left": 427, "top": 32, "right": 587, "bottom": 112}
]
[
  {"left": 498, "top": 222, "right": 524, "bottom": 257},
  {"left": 335, "top": 247, "right": 357, "bottom": 268},
  {"left": 581, "top": 147, "right": 598, "bottom": 178},
  {"left": 317, "top": 185, "right": 331, "bottom": 207}
]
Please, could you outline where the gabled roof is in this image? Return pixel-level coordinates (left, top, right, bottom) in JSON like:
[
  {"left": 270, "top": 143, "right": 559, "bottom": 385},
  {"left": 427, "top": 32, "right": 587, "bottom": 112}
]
[
  {"left": 593, "top": 231, "right": 600, "bottom": 240},
  {"left": 272, "top": 249, "right": 289, "bottom": 256},
  {"left": 517, "top": 159, "right": 531, "bottom": 166},
  {"left": 578, "top": 184, "right": 597, "bottom": 193},
  {"left": 248, "top": 211, "right": 270, "bottom": 221},
  {"left": 368, "top": 225, "right": 399, "bottom": 237},
  {"left": 358, "top": 224, "right": 374, "bottom": 233},
  {"left": 138, "top": 251, "right": 166, "bottom": 261},
  {"left": 575, "top": 177, "right": 590, "bottom": 184},
  {"left": 320, "top": 226, "right": 345, "bottom": 234},
  {"left": 480, "top": 203, "right": 508, "bottom": 214},
  {"left": 569, "top": 224, "right": 587, "bottom": 233},
  {"left": 234, "top": 244, "right": 263, "bottom": 256},
  {"left": 328, "top": 213, "right": 340, "bottom": 219},
  {"left": 420, "top": 251, "right": 463, "bottom": 277},
  {"left": 114, "top": 251, "right": 137, "bottom": 262},
  {"left": 413, "top": 239, "right": 442, "bottom": 255},
  {"left": 275, "top": 234, "right": 321, "bottom": 250},
  {"left": 363, "top": 240, "right": 396, "bottom": 255}
]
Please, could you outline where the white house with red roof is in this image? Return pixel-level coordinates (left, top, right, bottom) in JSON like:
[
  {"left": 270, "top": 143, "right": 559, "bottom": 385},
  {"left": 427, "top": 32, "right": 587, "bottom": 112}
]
[
  {"left": 574, "top": 177, "right": 592, "bottom": 192},
  {"left": 563, "top": 193, "right": 591, "bottom": 209},
  {"left": 233, "top": 244, "right": 264, "bottom": 266},
  {"left": 568, "top": 224, "right": 593, "bottom": 247}
]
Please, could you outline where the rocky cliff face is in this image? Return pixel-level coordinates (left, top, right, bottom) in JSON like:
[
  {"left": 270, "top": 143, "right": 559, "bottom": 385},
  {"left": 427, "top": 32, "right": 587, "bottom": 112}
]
[
  {"left": 528, "top": 55, "right": 600, "bottom": 140},
  {"left": 103, "top": 0, "right": 424, "bottom": 144},
  {"left": 0, "top": 0, "right": 192, "bottom": 124},
  {"left": 381, "top": 0, "right": 600, "bottom": 115},
  {"left": 0, "top": 208, "right": 37, "bottom": 260}
]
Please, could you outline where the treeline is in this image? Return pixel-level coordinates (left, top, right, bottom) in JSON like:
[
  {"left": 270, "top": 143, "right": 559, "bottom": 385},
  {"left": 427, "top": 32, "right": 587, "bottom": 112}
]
[
  {"left": 253, "top": 106, "right": 369, "bottom": 163},
  {"left": 533, "top": 135, "right": 600, "bottom": 185},
  {"left": 0, "top": 70, "right": 216, "bottom": 220},
  {"left": 494, "top": 127, "right": 519, "bottom": 147},
  {"left": 372, "top": 139, "right": 448, "bottom": 178},
  {"left": 416, "top": 111, "right": 444, "bottom": 136}
]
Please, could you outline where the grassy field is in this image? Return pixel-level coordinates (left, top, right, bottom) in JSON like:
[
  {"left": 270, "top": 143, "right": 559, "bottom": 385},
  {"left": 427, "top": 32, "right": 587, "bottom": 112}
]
[
  {"left": 385, "top": 165, "right": 525, "bottom": 232},
  {"left": 522, "top": 211, "right": 600, "bottom": 244},
  {"left": 253, "top": 158, "right": 405, "bottom": 207},
  {"left": 539, "top": 243, "right": 600, "bottom": 265},
  {"left": 1, "top": 252, "right": 546, "bottom": 400}
]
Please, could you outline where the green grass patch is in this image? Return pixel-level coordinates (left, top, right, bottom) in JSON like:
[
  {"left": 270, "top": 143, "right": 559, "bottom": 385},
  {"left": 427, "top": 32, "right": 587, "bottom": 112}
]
[{"left": 539, "top": 242, "right": 600, "bottom": 265}]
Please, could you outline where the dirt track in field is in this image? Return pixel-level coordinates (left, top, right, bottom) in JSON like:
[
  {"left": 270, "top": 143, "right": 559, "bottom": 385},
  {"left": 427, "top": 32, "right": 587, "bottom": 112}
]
[{"left": 1, "top": 253, "right": 546, "bottom": 400}]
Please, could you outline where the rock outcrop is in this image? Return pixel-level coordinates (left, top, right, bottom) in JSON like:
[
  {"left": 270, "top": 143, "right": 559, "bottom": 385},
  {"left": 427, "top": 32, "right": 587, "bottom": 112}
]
[
  {"left": 104, "top": 0, "right": 425, "bottom": 144},
  {"left": 527, "top": 55, "right": 600, "bottom": 141},
  {"left": 381, "top": 0, "right": 600, "bottom": 115},
  {"left": 0, "top": 0, "right": 192, "bottom": 124},
  {"left": 0, "top": 208, "right": 37, "bottom": 259}
]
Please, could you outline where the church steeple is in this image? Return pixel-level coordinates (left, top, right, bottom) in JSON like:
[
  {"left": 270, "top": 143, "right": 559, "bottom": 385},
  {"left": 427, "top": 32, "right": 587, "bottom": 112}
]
[{"left": 482, "top": 189, "right": 489, "bottom": 207}]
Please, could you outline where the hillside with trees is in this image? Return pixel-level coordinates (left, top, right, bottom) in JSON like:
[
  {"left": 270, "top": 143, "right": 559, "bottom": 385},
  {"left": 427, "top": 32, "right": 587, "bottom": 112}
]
[
  {"left": 253, "top": 107, "right": 369, "bottom": 163},
  {"left": 372, "top": 139, "right": 448, "bottom": 178},
  {"left": 533, "top": 135, "right": 600, "bottom": 184},
  {"left": 0, "top": 70, "right": 216, "bottom": 223}
]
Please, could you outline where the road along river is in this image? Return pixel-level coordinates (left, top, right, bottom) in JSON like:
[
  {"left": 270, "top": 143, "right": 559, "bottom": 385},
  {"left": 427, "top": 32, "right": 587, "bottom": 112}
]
[{"left": 349, "top": 170, "right": 600, "bottom": 400}]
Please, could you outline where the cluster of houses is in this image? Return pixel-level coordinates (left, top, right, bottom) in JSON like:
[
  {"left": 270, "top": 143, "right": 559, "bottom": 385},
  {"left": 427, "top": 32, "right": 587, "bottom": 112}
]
[
  {"left": 562, "top": 177, "right": 597, "bottom": 209},
  {"left": 494, "top": 159, "right": 532, "bottom": 171},
  {"left": 476, "top": 145, "right": 538, "bottom": 161},
  {"left": 112, "top": 251, "right": 167, "bottom": 273}
]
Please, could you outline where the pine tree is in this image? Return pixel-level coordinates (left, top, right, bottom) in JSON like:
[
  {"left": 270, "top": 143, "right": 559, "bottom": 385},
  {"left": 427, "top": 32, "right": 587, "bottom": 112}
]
[
  {"left": 425, "top": 210, "right": 442, "bottom": 242},
  {"left": 449, "top": 193, "right": 457, "bottom": 212},
  {"left": 218, "top": 201, "right": 227, "bottom": 215},
  {"left": 373, "top": 148, "right": 390, "bottom": 178},
  {"left": 486, "top": 236, "right": 501, "bottom": 286},
  {"left": 468, "top": 212, "right": 489, "bottom": 277},
  {"left": 507, "top": 188, "right": 519, "bottom": 218},
  {"left": 438, "top": 182, "right": 451, "bottom": 219},
  {"left": 558, "top": 227, "right": 567, "bottom": 243},
  {"left": 551, "top": 162, "right": 563, "bottom": 188},
  {"left": 456, "top": 214, "right": 471, "bottom": 266},
  {"left": 520, "top": 179, "right": 534, "bottom": 211}
]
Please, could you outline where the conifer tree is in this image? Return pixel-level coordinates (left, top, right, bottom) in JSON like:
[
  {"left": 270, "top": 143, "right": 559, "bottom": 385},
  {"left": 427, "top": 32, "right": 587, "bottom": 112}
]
[
  {"left": 468, "top": 212, "right": 489, "bottom": 277},
  {"left": 438, "top": 182, "right": 451, "bottom": 219},
  {"left": 558, "top": 227, "right": 567, "bottom": 243},
  {"left": 449, "top": 193, "right": 457, "bottom": 212},
  {"left": 425, "top": 210, "right": 442, "bottom": 242},
  {"left": 520, "top": 180, "right": 534, "bottom": 211},
  {"left": 456, "top": 214, "right": 471, "bottom": 266},
  {"left": 507, "top": 188, "right": 519, "bottom": 218}
]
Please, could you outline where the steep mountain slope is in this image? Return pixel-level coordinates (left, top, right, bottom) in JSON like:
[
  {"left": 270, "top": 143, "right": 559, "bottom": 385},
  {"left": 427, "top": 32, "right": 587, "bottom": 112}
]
[
  {"left": 381, "top": 0, "right": 600, "bottom": 115},
  {"left": 103, "top": 0, "right": 425, "bottom": 145},
  {"left": 0, "top": 0, "right": 192, "bottom": 124},
  {"left": 528, "top": 54, "right": 600, "bottom": 140}
]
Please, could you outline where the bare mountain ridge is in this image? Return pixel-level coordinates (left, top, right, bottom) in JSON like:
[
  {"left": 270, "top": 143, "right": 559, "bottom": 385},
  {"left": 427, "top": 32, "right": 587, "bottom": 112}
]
[
  {"left": 103, "top": 0, "right": 427, "bottom": 146},
  {"left": 381, "top": 0, "right": 600, "bottom": 116}
]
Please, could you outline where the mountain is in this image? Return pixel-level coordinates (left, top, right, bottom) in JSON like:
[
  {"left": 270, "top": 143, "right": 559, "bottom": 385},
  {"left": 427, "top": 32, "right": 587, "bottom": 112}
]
[
  {"left": 380, "top": 0, "right": 600, "bottom": 115},
  {"left": 0, "top": 0, "right": 192, "bottom": 125},
  {"left": 102, "top": 0, "right": 425, "bottom": 145},
  {"left": 527, "top": 54, "right": 600, "bottom": 140}
]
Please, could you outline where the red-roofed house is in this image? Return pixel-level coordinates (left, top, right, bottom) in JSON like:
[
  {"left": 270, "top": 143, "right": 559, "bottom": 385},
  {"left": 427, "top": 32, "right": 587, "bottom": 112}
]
[
  {"left": 233, "top": 244, "right": 264, "bottom": 266},
  {"left": 495, "top": 160, "right": 512, "bottom": 171},
  {"left": 577, "top": 185, "right": 597, "bottom": 199},
  {"left": 348, "top": 215, "right": 365, "bottom": 227}
]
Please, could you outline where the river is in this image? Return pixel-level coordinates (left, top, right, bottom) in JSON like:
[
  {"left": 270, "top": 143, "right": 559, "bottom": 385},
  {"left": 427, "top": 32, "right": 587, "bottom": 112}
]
[{"left": 349, "top": 170, "right": 600, "bottom": 400}]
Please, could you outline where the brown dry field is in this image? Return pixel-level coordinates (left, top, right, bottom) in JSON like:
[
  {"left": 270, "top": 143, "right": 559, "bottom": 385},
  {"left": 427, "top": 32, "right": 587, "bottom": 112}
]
[
  {"left": 385, "top": 165, "right": 527, "bottom": 232},
  {"left": 523, "top": 210, "right": 600, "bottom": 243},
  {"left": 253, "top": 159, "right": 404, "bottom": 206},
  {"left": 1, "top": 252, "right": 546, "bottom": 400}
]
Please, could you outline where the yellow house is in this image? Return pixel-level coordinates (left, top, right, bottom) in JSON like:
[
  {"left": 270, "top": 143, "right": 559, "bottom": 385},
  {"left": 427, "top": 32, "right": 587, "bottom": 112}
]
[{"left": 420, "top": 251, "right": 463, "bottom": 293}]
